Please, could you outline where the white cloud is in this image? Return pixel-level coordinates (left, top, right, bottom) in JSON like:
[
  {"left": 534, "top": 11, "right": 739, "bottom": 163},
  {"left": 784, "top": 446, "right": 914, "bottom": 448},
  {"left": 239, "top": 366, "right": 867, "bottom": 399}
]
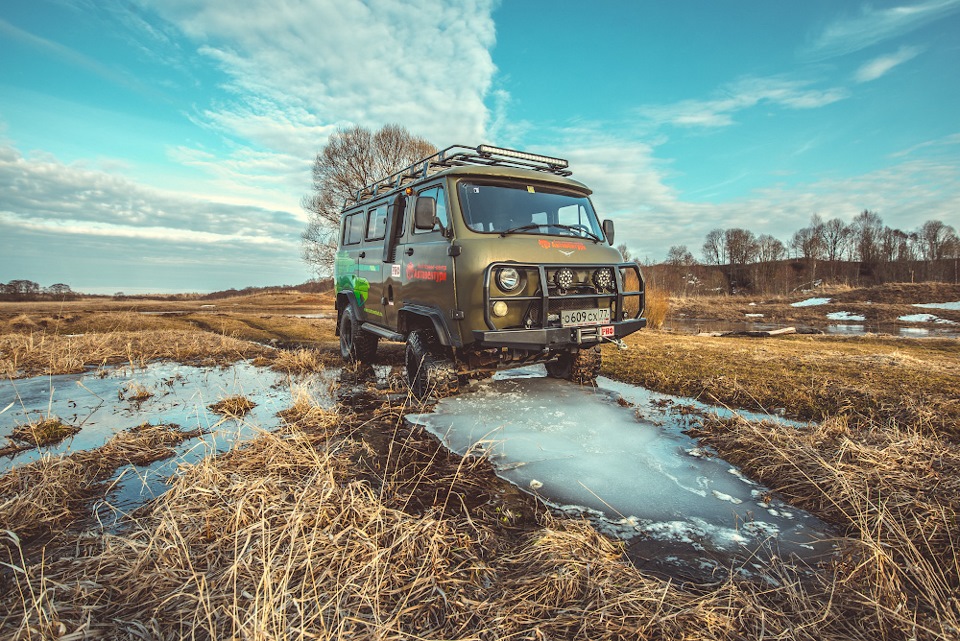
[
  {"left": 0, "top": 142, "right": 302, "bottom": 248},
  {"left": 140, "top": 0, "right": 498, "bottom": 146},
  {"left": 803, "top": 0, "right": 960, "bottom": 59},
  {"left": 855, "top": 46, "right": 922, "bottom": 82},
  {"left": 636, "top": 76, "right": 849, "bottom": 130}
]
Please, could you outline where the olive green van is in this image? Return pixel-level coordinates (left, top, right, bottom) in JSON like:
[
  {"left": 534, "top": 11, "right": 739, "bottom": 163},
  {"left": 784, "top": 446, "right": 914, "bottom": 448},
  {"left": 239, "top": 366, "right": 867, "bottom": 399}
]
[{"left": 334, "top": 144, "right": 646, "bottom": 399}]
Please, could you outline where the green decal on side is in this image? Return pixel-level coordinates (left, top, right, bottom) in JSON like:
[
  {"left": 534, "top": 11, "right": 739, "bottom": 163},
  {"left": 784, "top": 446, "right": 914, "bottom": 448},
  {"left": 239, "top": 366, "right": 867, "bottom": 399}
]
[
  {"left": 353, "top": 278, "right": 369, "bottom": 307},
  {"left": 334, "top": 251, "right": 371, "bottom": 308}
]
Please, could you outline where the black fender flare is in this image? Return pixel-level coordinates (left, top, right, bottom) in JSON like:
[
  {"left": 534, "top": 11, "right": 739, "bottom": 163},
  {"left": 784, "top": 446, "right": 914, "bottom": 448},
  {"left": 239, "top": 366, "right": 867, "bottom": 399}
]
[{"left": 399, "top": 304, "right": 459, "bottom": 347}]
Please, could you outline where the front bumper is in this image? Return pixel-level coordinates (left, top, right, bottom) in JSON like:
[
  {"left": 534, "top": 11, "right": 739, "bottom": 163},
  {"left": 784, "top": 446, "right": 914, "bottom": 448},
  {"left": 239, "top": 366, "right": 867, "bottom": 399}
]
[{"left": 472, "top": 318, "right": 647, "bottom": 351}]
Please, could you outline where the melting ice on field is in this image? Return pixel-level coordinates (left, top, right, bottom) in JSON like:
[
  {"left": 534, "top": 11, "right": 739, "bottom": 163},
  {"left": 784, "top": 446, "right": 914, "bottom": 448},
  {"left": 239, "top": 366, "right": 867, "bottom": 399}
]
[
  {"left": 0, "top": 361, "right": 337, "bottom": 519},
  {"left": 410, "top": 366, "right": 834, "bottom": 576}
]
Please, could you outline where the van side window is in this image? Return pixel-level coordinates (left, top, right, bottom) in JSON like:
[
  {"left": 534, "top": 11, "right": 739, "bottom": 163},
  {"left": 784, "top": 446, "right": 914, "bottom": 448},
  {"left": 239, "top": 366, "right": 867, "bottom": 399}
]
[
  {"left": 413, "top": 186, "right": 448, "bottom": 234},
  {"left": 342, "top": 211, "right": 364, "bottom": 245},
  {"left": 365, "top": 205, "right": 387, "bottom": 240}
]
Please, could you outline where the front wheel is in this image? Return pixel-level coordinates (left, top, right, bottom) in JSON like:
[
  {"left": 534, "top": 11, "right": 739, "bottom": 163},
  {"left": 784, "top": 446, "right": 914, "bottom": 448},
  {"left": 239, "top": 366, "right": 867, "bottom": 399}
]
[
  {"left": 405, "top": 329, "right": 459, "bottom": 401},
  {"left": 339, "top": 307, "right": 379, "bottom": 363},
  {"left": 545, "top": 346, "right": 601, "bottom": 384}
]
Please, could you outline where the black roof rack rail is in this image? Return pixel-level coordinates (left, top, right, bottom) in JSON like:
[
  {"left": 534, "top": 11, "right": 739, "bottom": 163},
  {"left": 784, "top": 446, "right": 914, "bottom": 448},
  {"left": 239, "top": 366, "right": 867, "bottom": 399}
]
[{"left": 344, "top": 144, "right": 573, "bottom": 208}]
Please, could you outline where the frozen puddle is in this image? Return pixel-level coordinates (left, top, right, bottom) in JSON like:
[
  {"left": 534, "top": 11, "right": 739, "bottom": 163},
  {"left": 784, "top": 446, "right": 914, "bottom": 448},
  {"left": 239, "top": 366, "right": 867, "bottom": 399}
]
[
  {"left": 410, "top": 366, "right": 834, "bottom": 578},
  {"left": 1, "top": 361, "right": 337, "bottom": 521}
]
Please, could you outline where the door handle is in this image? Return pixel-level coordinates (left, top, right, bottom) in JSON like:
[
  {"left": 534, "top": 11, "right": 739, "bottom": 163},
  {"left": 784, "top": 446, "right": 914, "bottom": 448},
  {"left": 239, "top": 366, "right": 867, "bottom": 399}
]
[
  {"left": 359, "top": 251, "right": 366, "bottom": 258},
  {"left": 405, "top": 248, "right": 414, "bottom": 256}
]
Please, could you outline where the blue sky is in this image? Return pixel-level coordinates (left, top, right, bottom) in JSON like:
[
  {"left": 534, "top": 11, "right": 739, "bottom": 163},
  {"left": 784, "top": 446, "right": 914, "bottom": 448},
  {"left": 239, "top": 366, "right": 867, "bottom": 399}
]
[{"left": 1, "top": 0, "right": 958, "bottom": 293}]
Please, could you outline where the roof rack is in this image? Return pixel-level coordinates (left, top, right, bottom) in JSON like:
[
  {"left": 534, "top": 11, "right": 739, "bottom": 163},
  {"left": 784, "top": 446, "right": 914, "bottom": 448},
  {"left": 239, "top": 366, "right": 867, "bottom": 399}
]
[{"left": 344, "top": 144, "right": 573, "bottom": 208}]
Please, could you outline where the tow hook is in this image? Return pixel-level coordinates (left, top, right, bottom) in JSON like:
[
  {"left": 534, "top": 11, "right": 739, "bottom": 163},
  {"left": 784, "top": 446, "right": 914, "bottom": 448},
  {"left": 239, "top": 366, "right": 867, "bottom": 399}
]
[{"left": 606, "top": 337, "right": 629, "bottom": 350}]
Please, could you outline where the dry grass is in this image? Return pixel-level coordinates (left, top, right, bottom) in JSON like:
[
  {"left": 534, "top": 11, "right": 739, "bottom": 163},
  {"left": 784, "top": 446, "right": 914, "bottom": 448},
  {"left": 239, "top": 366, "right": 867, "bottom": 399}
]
[
  {"left": 3, "top": 397, "right": 957, "bottom": 639},
  {"left": 119, "top": 382, "right": 153, "bottom": 402},
  {"left": 644, "top": 287, "right": 670, "bottom": 329},
  {"left": 9, "top": 418, "right": 79, "bottom": 447},
  {"left": 269, "top": 347, "right": 333, "bottom": 374},
  {"left": 208, "top": 395, "right": 256, "bottom": 417},
  {"left": 0, "top": 329, "right": 269, "bottom": 379},
  {"left": 0, "top": 423, "right": 202, "bottom": 544},
  {"left": 603, "top": 332, "right": 960, "bottom": 435},
  {"left": 689, "top": 414, "right": 960, "bottom": 637}
]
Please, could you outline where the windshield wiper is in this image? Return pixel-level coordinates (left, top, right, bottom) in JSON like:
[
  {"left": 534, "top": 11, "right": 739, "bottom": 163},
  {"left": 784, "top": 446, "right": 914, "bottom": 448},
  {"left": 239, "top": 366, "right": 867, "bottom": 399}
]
[
  {"left": 499, "top": 223, "right": 542, "bottom": 237},
  {"left": 550, "top": 224, "right": 603, "bottom": 243}
]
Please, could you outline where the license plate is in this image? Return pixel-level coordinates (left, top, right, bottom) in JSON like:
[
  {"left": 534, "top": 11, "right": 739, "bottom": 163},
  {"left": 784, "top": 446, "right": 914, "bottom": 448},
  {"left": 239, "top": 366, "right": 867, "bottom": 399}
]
[{"left": 561, "top": 307, "right": 611, "bottom": 327}]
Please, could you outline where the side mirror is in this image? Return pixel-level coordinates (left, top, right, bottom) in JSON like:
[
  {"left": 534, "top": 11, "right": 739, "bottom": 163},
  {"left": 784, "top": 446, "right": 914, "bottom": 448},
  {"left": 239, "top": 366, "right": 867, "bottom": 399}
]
[
  {"left": 414, "top": 196, "right": 437, "bottom": 230},
  {"left": 602, "top": 219, "right": 615, "bottom": 245}
]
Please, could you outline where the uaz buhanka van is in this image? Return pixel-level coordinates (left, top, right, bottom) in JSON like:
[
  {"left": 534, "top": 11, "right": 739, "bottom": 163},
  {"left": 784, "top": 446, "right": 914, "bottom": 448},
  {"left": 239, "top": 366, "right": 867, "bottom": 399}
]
[{"left": 334, "top": 144, "right": 646, "bottom": 399}]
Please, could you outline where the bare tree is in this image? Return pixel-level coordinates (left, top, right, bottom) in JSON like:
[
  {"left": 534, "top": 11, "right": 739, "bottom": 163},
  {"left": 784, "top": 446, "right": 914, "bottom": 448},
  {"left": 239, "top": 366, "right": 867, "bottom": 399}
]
[
  {"left": 822, "top": 217, "right": 849, "bottom": 262},
  {"left": 790, "top": 215, "right": 826, "bottom": 261},
  {"left": 756, "top": 234, "right": 785, "bottom": 263},
  {"left": 666, "top": 245, "right": 695, "bottom": 266},
  {"left": 849, "top": 210, "right": 884, "bottom": 266},
  {"left": 615, "top": 243, "right": 632, "bottom": 262},
  {"left": 724, "top": 228, "right": 758, "bottom": 266},
  {"left": 701, "top": 228, "right": 724, "bottom": 265},
  {"left": 301, "top": 124, "right": 436, "bottom": 274},
  {"left": 45, "top": 283, "right": 74, "bottom": 296},
  {"left": 917, "top": 220, "right": 959, "bottom": 261}
]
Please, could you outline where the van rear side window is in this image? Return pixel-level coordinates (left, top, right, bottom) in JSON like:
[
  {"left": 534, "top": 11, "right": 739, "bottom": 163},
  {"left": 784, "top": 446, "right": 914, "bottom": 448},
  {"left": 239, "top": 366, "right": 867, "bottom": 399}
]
[
  {"left": 365, "top": 205, "right": 387, "bottom": 240},
  {"left": 342, "top": 212, "right": 365, "bottom": 245}
]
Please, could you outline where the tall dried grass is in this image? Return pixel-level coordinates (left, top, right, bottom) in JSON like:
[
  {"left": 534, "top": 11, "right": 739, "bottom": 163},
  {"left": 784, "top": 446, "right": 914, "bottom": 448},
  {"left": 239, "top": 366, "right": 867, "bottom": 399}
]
[
  {"left": 645, "top": 287, "right": 670, "bottom": 329},
  {"left": 0, "top": 330, "right": 268, "bottom": 379},
  {"left": 0, "top": 423, "right": 203, "bottom": 544},
  {"left": 5, "top": 400, "right": 954, "bottom": 639},
  {"left": 692, "top": 414, "right": 960, "bottom": 638}
]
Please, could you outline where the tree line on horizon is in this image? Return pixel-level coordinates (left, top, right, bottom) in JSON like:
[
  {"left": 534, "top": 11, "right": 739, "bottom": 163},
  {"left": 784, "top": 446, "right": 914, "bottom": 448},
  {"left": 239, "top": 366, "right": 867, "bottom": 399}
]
[{"left": 644, "top": 211, "right": 959, "bottom": 295}]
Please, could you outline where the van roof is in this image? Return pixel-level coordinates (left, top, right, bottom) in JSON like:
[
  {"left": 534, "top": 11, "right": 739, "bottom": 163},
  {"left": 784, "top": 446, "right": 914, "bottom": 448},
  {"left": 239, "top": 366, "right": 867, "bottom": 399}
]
[{"left": 342, "top": 144, "right": 591, "bottom": 210}]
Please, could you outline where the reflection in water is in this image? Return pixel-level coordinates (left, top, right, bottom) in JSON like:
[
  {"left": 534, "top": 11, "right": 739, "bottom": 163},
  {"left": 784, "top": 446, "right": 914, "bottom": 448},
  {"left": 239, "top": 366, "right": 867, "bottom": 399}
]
[
  {"left": 410, "top": 366, "right": 835, "bottom": 578},
  {"left": 0, "top": 362, "right": 338, "bottom": 523}
]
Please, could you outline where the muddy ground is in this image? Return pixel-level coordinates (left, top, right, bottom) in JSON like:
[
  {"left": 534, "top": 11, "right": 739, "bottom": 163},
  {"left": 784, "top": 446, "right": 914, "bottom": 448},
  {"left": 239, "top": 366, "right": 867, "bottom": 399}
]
[{"left": 1, "top": 286, "right": 959, "bottom": 639}]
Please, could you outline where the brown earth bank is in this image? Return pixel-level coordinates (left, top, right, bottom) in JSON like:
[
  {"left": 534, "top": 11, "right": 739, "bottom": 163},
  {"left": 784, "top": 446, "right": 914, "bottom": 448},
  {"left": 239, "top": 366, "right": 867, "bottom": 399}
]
[
  {"left": 1, "top": 288, "right": 958, "bottom": 639},
  {"left": 668, "top": 281, "right": 960, "bottom": 328}
]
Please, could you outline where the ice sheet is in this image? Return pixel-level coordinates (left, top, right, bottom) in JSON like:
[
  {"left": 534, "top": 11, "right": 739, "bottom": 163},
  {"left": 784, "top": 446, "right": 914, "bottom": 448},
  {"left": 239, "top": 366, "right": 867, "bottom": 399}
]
[{"left": 410, "top": 366, "right": 833, "bottom": 567}]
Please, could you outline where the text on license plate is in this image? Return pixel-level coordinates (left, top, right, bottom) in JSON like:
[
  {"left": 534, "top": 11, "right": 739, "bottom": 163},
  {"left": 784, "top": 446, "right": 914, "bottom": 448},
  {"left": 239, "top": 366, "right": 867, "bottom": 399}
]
[{"left": 561, "top": 307, "right": 611, "bottom": 327}]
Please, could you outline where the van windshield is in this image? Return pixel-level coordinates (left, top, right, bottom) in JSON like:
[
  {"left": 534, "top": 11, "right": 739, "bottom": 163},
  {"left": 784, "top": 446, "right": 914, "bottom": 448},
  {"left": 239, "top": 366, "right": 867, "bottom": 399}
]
[{"left": 457, "top": 181, "right": 604, "bottom": 241}]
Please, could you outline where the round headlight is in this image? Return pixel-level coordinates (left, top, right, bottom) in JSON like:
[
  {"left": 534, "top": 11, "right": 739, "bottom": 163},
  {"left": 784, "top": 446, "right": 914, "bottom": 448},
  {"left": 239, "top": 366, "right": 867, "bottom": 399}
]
[
  {"left": 492, "top": 301, "right": 509, "bottom": 317},
  {"left": 497, "top": 267, "right": 521, "bottom": 292},
  {"left": 554, "top": 267, "right": 575, "bottom": 290},
  {"left": 592, "top": 268, "right": 614, "bottom": 291}
]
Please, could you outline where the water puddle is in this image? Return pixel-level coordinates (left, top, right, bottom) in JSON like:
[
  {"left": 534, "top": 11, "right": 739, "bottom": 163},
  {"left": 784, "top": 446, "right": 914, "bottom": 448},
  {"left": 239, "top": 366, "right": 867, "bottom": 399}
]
[
  {"left": 1, "top": 361, "right": 337, "bottom": 521},
  {"left": 667, "top": 318, "right": 960, "bottom": 338},
  {"left": 409, "top": 366, "right": 835, "bottom": 579}
]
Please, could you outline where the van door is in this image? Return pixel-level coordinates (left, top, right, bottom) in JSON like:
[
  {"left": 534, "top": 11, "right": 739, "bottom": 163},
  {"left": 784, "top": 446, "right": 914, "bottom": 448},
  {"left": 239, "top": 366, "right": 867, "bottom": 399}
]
[
  {"left": 381, "top": 194, "right": 406, "bottom": 330},
  {"left": 397, "top": 183, "right": 455, "bottom": 328},
  {"left": 336, "top": 210, "right": 367, "bottom": 313},
  {"left": 358, "top": 203, "right": 388, "bottom": 325}
]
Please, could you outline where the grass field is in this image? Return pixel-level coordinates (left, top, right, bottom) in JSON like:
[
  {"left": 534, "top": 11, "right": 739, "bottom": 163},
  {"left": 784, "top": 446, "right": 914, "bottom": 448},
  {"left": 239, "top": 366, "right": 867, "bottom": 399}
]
[{"left": 1, "top": 286, "right": 958, "bottom": 639}]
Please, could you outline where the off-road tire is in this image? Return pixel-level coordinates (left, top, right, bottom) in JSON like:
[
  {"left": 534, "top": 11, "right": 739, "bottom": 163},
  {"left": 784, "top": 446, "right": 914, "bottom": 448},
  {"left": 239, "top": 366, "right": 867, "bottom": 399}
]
[
  {"left": 406, "top": 329, "right": 459, "bottom": 401},
  {"left": 545, "top": 346, "right": 601, "bottom": 384},
  {"left": 339, "top": 307, "right": 379, "bottom": 363}
]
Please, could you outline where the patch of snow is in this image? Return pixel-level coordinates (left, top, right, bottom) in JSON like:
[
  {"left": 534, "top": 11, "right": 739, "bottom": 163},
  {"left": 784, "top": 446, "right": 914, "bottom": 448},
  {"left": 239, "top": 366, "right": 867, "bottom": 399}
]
[
  {"left": 727, "top": 467, "right": 758, "bottom": 486},
  {"left": 827, "top": 311, "right": 865, "bottom": 321},
  {"left": 913, "top": 301, "right": 960, "bottom": 311},
  {"left": 899, "top": 313, "right": 957, "bottom": 324},
  {"left": 791, "top": 297, "right": 831, "bottom": 307},
  {"left": 712, "top": 490, "right": 743, "bottom": 505},
  {"left": 744, "top": 313, "right": 764, "bottom": 318}
]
